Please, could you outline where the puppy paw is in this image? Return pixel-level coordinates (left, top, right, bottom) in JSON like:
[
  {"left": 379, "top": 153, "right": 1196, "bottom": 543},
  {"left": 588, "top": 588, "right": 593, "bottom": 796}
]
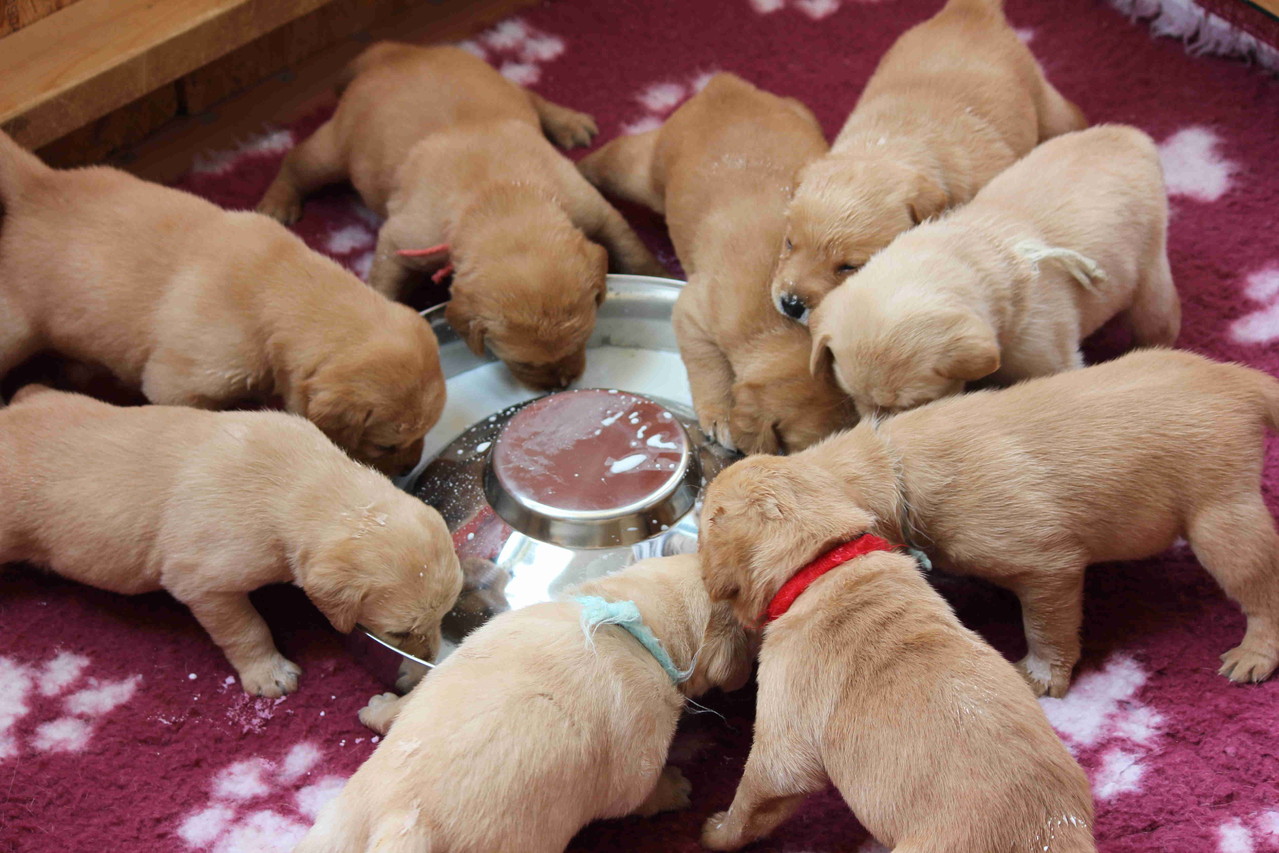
[
  {"left": 548, "top": 110, "right": 599, "bottom": 149},
  {"left": 238, "top": 654, "right": 302, "bottom": 698},
  {"left": 256, "top": 191, "right": 302, "bottom": 226},
  {"left": 358, "top": 692, "right": 403, "bottom": 734},
  {"left": 1015, "top": 655, "right": 1071, "bottom": 699},
  {"left": 701, "top": 812, "right": 745, "bottom": 851},
  {"left": 656, "top": 765, "right": 692, "bottom": 813},
  {"left": 697, "top": 411, "right": 737, "bottom": 453},
  {"left": 1219, "top": 645, "right": 1279, "bottom": 683}
]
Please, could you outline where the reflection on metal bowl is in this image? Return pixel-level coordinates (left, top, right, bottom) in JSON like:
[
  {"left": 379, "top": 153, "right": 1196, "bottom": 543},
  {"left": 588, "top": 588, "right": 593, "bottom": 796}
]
[{"left": 355, "top": 275, "right": 736, "bottom": 690}]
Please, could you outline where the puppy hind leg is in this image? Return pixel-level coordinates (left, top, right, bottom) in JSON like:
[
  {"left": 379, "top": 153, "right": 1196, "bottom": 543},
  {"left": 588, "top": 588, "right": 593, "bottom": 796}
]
[
  {"left": 1012, "top": 565, "right": 1087, "bottom": 698},
  {"left": 633, "top": 765, "right": 693, "bottom": 817},
  {"left": 1126, "top": 250, "right": 1180, "bottom": 347},
  {"left": 1035, "top": 79, "right": 1088, "bottom": 141},
  {"left": 1189, "top": 499, "right": 1279, "bottom": 683},
  {"left": 526, "top": 91, "right": 599, "bottom": 150},
  {"left": 257, "top": 120, "right": 347, "bottom": 225},
  {"left": 576, "top": 130, "right": 664, "bottom": 213}
]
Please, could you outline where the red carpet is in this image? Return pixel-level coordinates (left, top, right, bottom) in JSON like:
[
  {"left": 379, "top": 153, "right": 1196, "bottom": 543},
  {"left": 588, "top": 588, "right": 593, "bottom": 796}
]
[{"left": 3, "top": 1, "right": 1279, "bottom": 851}]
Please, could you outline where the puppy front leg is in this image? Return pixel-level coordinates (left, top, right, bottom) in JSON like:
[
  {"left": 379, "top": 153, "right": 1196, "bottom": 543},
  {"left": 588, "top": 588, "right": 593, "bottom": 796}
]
[
  {"left": 673, "top": 291, "right": 736, "bottom": 450},
  {"left": 182, "top": 591, "right": 301, "bottom": 697},
  {"left": 1011, "top": 565, "right": 1086, "bottom": 698},
  {"left": 368, "top": 224, "right": 422, "bottom": 301},
  {"left": 701, "top": 749, "right": 813, "bottom": 851},
  {"left": 526, "top": 91, "right": 598, "bottom": 149}
]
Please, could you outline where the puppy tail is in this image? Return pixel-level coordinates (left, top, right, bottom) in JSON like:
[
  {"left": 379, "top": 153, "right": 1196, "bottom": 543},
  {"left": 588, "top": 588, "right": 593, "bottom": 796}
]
[{"left": 0, "top": 130, "right": 46, "bottom": 206}]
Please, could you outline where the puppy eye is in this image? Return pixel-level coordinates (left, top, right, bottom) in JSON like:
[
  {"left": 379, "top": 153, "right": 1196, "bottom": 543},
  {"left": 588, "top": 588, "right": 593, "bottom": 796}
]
[
  {"left": 784, "top": 238, "right": 794, "bottom": 251},
  {"left": 836, "top": 263, "right": 860, "bottom": 275},
  {"left": 374, "top": 443, "right": 399, "bottom": 454}
]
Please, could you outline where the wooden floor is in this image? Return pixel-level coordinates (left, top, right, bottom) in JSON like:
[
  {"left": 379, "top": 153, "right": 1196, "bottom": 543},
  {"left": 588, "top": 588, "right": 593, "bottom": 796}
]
[{"left": 113, "top": 0, "right": 530, "bottom": 184}]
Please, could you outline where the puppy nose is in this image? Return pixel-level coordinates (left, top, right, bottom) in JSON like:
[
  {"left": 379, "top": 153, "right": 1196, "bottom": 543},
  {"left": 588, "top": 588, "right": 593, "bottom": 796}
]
[{"left": 778, "top": 292, "right": 809, "bottom": 321}]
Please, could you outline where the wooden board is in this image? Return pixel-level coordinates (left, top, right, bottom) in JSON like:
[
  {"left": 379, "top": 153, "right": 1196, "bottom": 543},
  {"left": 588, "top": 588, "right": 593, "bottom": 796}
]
[
  {"left": 0, "top": 0, "right": 335, "bottom": 148},
  {"left": 1251, "top": 0, "right": 1279, "bottom": 18},
  {"left": 1, "top": 0, "right": 83, "bottom": 37}
]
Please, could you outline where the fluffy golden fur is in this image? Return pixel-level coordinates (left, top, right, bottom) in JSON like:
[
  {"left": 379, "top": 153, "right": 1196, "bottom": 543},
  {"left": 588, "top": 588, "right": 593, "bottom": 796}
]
[
  {"left": 811, "top": 125, "right": 1180, "bottom": 416},
  {"left": 296, "top": 555, "right": 752, "bottom": 853},
  {"left": 0, "top": 131, "right": 442, "bottom": 474},
  {"left": 259, "top": 43, "right": 665, "bottom": 390},
  {"left": 700, "top": 549, "right": 1094, "bottom": 852},
  {"left": 578, "top": 73, "right": 855, "bottom": 453},
  {"left": 771, "top": 0, "right": 1086, "bottom": 321},
  {"left": 701, "top": 349, "right": 1279, "bottom": 697},
  {"left": 0, "top": 387, "right": 462, "bottom": 696}
]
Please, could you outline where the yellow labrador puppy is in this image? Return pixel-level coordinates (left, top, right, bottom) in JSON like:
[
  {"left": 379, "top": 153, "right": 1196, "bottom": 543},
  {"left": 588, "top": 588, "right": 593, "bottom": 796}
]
[
  {"left": 0, "top": 131, "right": 442, "bottom": 475},
  {"left": 811, "top": 125, "right": 1179, "bottom": 417},
  {"left": 259, "top": 43, "right": 665, "bottom": 390},
  {"left": 296, "top": 555, "right": 752, "bottom": 853},
  {"left": 700, "top": 544, "right": 1094, "bottom": 852},
  {"left": 701, "top": 349, "right": 1279, "bottom": 698},
  {"left": 579, "top": 73, "right": 855, "bottom": 454},
  {"left": 772, "top": 0, "right": 1086, "bottom": 322},
  {"left": 0, "top": 387, "right": 462, "bottom": 697}
]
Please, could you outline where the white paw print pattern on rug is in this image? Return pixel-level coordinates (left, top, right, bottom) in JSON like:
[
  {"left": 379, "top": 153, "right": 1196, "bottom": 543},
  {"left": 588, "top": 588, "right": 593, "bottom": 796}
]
[
  {"left": 619, "top": 72, "right": 720, "bottom": 135},
  {"left": 457, "top": 17, "right": 567, "bottom": 86},
  {"left": 190, "top": 129, "right": 296, "bottom": 177},
  {"left": 1157, "top": 126, "right": 1238, "bottom": 203},
  {"left": 1217, "top": 813, "right": 1279, "bottom": 853},
  {"left": 747, "top": 0, "right": 884, "bottom": 20},
  {"left": 1230, "top": 265, "right": 1279, "bottom": 345},
  {"left": 178, "top": 742, "right": 355, "bottom": 852},
  {"left": 0, "top": 651, "right": 140, "bottom": 760},
  {"left": 1039, "top": 654, "right": 1163, "bottom": 800}
]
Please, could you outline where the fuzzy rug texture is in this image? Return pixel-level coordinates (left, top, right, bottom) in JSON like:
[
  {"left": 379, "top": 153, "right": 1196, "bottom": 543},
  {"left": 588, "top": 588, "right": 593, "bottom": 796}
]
[{"left": 3, "top": 0, "right": 1279, "bottom": 851}]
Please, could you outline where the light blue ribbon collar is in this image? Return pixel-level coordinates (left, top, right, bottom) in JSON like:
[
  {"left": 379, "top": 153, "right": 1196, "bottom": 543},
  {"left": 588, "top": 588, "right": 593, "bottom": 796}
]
[{"left": 573, "top": 595, "right": 693, "bottom": 684}]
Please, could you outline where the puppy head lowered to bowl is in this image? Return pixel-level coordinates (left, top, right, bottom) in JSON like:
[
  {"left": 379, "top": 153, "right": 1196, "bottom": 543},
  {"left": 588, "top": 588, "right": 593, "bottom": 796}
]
[{"left": 348, "top": 275, "right": 736, "bottom": 690}]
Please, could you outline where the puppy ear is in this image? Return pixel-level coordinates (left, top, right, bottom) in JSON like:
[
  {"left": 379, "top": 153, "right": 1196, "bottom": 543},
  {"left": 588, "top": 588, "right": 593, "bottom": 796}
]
[
  {"left": 697, "top": 602, "right": 754, "bottom": 694},
  {"left": 589, "top": 243, "right": 609, "bottom": 306},
  {"left": 305, "top": 560, "right": 371, "bottom": 634},
  {"left": 305, "top": 379, "right": 370, "bottom": 449},
  {"left": 938, "top": 315, "right": 1000, "bottom": 381},
  {"left": 906, "top": 169, "right": 949, "bottom": 225},
  {"left": 809, "top": 330, "right": 835, "bottom": 379},
  {"left": 445, "top": 300, "right": 488, "bottom": 357}
]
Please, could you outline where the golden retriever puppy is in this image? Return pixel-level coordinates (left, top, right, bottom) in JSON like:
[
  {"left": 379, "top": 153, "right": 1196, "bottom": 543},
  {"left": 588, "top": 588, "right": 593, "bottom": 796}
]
[
  {"left": 700, "top": 349, "right": 1279, "bottom": 698},
  {"left": 258, "top": 43, "right": 665, "bottom": 390},
  {"left": 0, "top": 387, "right": 462, "bottom": 697},
  {"left": 0, "top": 131, "right": 443, "bottom": 475},
  {"left": 578, "top": 73, "right": 855, "bottom": 454},
  {"left": 772, "top": 0, "right": 1086, "bottom": 322},
  {"left": 700, "top": 545, "right": 1094, "bottom": 852},
  {"left": 810, "top": 125, "right": 1179, "bottom": 417},
  {"left": 296, "top": 554, "right": 752, "bottom": 853}
]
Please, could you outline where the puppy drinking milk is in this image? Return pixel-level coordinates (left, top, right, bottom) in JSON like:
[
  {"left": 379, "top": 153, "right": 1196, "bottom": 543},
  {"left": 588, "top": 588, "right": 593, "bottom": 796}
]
[
  {"left": 296, "top": 554, "right": 752, "bottom": 853},
  {"left": 0, "top": 131, "right": 443, "bottom": 474},
  {"left": 259, "top": 43, "right": 666, "bottom": 390},
  {"left": 810, "top": 125, "right": 1180, "bottom": 417},
  {"left": 0, "top": 388, "right": 463, "bottom": 697},
  {"left": 701, "top": 349, "right": 1279, "bottom": 698},
  {"left": 772, "top": 0, "right": 1086, "bottom": 322},
  {"left": 579, "top": 73, "right": 856, "bottom": 453},
  {"left": 699, "top": 540, "right": 1095, "bottom": 852}
]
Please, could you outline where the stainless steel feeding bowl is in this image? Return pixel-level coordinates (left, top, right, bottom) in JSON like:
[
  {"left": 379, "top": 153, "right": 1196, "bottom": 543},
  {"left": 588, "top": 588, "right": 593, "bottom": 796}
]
[{"left": 347, "top": 275, "right": 736, "bottom": 689}]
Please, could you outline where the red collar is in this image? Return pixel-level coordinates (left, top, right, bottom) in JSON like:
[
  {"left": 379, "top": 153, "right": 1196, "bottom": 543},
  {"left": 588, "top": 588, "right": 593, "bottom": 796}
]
[{"left": 764, "top": 534, "right": 897, "bottom": 623}]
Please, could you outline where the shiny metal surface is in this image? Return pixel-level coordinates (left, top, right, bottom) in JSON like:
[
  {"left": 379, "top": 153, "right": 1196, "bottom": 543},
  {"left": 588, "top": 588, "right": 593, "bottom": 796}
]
[{"left": 356, "top": 275, "right": 737, "bottom": 688}]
